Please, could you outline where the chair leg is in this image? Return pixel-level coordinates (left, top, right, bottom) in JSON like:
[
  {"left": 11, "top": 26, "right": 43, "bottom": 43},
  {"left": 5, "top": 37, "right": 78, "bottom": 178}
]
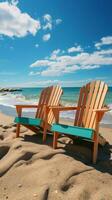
[
  {"left": 16, "top": 124, "right": 20, "bottom": 138},
  {"left": 53, "top": 132, "right": 58, "bottom": 149},
  {"left": 43, "top": 127, "right": 47, "bottom": 143},
  {"left": 93, "top": 135, "right": 99, "bottom": 164}
]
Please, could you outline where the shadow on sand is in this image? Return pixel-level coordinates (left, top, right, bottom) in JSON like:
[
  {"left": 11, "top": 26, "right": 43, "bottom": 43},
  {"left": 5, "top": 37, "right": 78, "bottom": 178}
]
[{"left": 22, "top": 133, "right": 112, "bottom": 175}]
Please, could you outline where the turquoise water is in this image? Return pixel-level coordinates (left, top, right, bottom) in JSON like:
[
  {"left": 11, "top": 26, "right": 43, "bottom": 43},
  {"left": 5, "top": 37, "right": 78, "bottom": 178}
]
[
  {"left": 11, "top": 87, "right": 112, "bottom": 105},
  {"left": 0, "top": 87, "right": 112, "bottom": 124}
]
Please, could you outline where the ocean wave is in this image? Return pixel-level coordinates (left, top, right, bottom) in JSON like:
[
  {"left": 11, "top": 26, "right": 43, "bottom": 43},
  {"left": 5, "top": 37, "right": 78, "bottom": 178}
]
[
  {"left": 0, "top": 92, "right": 38, "bottom": 112},
  {"left": 0, "top": 92, "right": 112, "bottom": 125}
]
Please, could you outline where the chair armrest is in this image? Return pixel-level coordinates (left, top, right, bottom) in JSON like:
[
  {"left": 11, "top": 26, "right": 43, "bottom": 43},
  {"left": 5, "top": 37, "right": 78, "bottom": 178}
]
[
  {"left": 15, "top": 104, "right": 46, "bottom": 117},
  {"left": 49, "top": 106, "right": 78, "bottom": 112},
  {"left": 47, "top": 106, "right": 78, "bottom": 123},
  {"left": 93, "top": 107, "right": 110, "bottom": 113},
  {"left": 93, "top": 107, "right": 111, "bottom": 126},
  {"left": 15, "top": 104, "right": 46, "bottom": 109}
]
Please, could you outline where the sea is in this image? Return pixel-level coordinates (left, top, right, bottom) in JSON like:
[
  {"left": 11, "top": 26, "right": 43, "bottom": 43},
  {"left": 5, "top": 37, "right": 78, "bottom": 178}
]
[{"left": 0, "top": 87, "right": 112, "bottom": 126}]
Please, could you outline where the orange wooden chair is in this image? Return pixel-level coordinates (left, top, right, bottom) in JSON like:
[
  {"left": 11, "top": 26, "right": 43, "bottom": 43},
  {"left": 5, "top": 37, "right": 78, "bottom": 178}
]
[
  {"left": 14, "top": 85, "right": 63, "bottom": 142},
  {"left": 51, "top": 81, "right": 110, "bottom": 163}
]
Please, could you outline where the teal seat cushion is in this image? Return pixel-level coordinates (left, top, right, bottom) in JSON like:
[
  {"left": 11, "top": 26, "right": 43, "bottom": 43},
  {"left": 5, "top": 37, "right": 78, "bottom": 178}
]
[
  {"left": 14, "top": 117, "right": 42, "bottom": 126},
  {"left": 51, "top": 123, "right": 94, "bottom": 139}
]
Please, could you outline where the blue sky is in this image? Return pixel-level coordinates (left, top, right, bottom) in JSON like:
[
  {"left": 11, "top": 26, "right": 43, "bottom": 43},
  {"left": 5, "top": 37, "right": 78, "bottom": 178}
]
[{"left": 0, "top": 0, "right": 112, "bottom": 87}]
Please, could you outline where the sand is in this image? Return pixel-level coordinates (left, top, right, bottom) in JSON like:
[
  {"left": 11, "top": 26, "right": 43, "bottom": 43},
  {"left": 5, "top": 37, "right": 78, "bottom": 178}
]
[{"left": 0, "top": 112, "right": 112, "bottom": 200}]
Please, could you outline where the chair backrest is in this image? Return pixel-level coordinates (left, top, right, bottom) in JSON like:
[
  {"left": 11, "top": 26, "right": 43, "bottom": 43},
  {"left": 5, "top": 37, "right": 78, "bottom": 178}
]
[
  {"left": 36, "top": 85, "right": 63, "bottom": 126},
  {"left": 74, "top": 81, "right": 108, "bottom": 129}
]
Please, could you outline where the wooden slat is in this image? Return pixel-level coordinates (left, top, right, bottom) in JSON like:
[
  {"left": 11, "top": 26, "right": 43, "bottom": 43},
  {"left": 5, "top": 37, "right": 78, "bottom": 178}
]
[
  {"left": 77, "top": 83, "right": 89, "bottom": 126},
  {"left": 54, "top": 86, "right": 63, "bottom": 105},
  {"left": 48, "top": 86, "right": 62, "bottom": 124},
  {"left": 36, "top": 87, "right": 50, "bottom": 119},
  {"left": 38, "top": 87, "right": 47, "bottom": 118},
  {"left": 47, "top": 86, "right": 58, "bottom": 123},
  {"left": 49, "top": 86, "right": 63, "bottom": 124},
  {"left": 48, "top": 88, "right": 61, "bottom": 124},
  {"left": 35, "top": 88, "right": 45, "bottom": 118},
  {"left": 48, "top": 86, "right": 57, "bottom": 105},
  {"left": 40, "top": 87, "right": 51, "bottom": 119},
  {"left": 97, "top": 84, "right": 108, "bottom": 109},
  {"left": 91, "top": 83, "right": 108, "bottom": 128},
  {"left": 74, "top": 87, "right": 84, "bottom": 126},
  {"left": 74, "top": 81, "right": 108, "bottom": 129},
  {"left": 82, "top": 81, "right": 95, "bottom": 126},
  {"left": 85, "top": 81, "right": 101, "bottom": 128},
  {"left": 35, "top": 85, "right": 62, "bottom": 129},
  {"left": 89, "top": 81, "right": 104, "bottom": 128}
]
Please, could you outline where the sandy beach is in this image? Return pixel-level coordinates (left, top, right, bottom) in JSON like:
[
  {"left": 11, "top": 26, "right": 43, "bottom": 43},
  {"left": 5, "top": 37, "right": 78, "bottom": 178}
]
[{"left": 0, "top": 112, "right": 112, "bottom": 200}]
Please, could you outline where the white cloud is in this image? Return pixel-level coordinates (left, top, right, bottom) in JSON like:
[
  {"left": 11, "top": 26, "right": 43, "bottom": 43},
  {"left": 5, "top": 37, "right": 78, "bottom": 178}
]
[
  {"left": 50, "top": 49, "right": 61, "bottom": 60},
  {"left": 30, "top": 60, "right": 53, "bottom": 68},
  {"left": 0, "top": 2, "right": 40, "bottom": 38},
  {"left": 95, "top": 49, "right": 112, "bottom": 55},
  {"left": 43, "top": 22, "right": 52, "bottom": 30},
  {"left": 101, "top": 36, "right": 112, "bottom": 45},
  {"left": 29, "top": 71, "right": 40, "bottom": 76},
  {"left": 43, "top": 14, "right": 52, "bottom": 22},
  {"left": 95, "top": 43, "right": 101, "bottom": 50},
  {"left": 62, "top": 65, "right": 79, "bottom": 73},
  {"left": 56, "top": 18, "right": 62, "bottom": 25},
  {"left": 42, "top": 33, "right": 51, "bottom": 41},
  {"left": 11, "top": 0, "right": 19, "bottom": 6},
  {"left": 41, "top": 68, "right": 61, "bottom": 76},
  {"left": 95, "top": 36, "right": 112, "bottom": 49},
  {"left": 30, "top": 46, "right": 112, "bottom": 76},
  {"left": 52, "top": 49, "right": 61, "bottom": 55},
  {"left": 68, "top": 45, "right": 83, "bottom": 53},
  {"left": 43, "top": 14, "right": 52, "bottom": 30},
  {"left": 42, "top": 14, "right": 62, "bottom": 31},
  {"left": 81, "top": 65, "right": 100, "bottom": 70}
]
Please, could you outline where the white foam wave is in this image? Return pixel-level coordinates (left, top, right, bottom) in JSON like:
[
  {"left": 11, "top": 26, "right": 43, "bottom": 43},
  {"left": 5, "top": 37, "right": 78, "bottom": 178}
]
[
  {"left": 0, "top": 92, "right": 112, "bottom": 125},
  {"left": 0, "top": 93, "right": 38, "bottom": 112}
]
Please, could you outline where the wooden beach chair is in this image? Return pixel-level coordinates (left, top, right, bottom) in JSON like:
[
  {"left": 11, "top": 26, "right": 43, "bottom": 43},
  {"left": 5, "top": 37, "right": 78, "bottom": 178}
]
[
  {"left": 14, "top": 85, "right": 63, "bottom": 142},
  {"left": 51, "top": 81, "right": 110, "bottom": 163}
]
